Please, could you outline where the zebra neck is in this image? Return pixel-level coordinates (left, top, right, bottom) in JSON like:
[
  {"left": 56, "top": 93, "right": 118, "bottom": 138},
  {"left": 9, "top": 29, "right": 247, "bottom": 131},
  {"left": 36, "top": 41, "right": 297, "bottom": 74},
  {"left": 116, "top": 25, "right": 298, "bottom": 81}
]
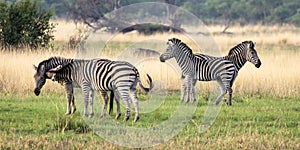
[
  {"left": 225, "top": 54, "right": 246, "bottom": 70},
  {"left": 175, "top": 51, "right": 195, "bottom": 74},
  {"left": 45, "top": 58, "right": 73, "bottom": 71}
]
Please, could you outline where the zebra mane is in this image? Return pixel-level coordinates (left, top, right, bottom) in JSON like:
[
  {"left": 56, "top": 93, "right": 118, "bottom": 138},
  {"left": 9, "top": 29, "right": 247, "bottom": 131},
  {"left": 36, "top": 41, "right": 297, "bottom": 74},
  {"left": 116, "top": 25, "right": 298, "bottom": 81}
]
[
  {"left": 37, "top": 56, "right": 71, "bottom": 72},
  {"left": 228, "top": 41, "right": 254, "bottom": 56},
  {"left": 169, "top": 38, "right": 193, "bottom": 57}
]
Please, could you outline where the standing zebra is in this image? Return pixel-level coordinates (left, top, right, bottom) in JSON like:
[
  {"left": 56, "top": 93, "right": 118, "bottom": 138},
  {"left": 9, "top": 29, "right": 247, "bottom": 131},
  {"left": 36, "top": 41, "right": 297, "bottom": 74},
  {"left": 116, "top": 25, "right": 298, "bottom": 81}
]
[
  {"left": 160, "top": 38, "right": 238, "bottom": 105},
  {"left": 33, "top": 57, "right": 153, "bottom": 122},
  {"left": 182, "top": 41, "right": 262, "bottom": 103}
]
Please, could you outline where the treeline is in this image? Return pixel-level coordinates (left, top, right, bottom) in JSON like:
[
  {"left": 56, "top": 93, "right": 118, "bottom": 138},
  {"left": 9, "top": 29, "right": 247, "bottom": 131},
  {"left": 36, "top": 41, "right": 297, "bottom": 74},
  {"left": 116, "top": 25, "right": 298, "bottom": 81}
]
[{"left": 42, "top": 0, "right": 300, "bottom": 26}]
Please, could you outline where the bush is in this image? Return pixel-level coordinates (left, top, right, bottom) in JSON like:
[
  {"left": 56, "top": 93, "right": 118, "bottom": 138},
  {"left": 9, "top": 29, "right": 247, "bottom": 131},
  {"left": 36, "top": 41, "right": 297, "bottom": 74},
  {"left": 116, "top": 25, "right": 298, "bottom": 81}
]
[{"left": 0, "top": 0, "right": 55, "bottom": 50}]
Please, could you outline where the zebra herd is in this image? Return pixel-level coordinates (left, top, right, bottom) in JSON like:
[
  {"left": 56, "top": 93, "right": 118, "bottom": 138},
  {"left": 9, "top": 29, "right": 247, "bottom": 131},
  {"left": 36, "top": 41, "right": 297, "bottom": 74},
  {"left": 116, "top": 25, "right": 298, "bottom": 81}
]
[{"left": 33, "top": 38, "right": 261, "bottom": 122}]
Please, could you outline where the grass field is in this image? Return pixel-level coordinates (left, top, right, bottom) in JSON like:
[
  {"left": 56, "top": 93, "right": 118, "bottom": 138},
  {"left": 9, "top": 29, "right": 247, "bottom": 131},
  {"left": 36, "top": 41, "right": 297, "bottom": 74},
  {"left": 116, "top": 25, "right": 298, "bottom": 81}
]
[
  {"left": 0, "top": 21, "right": 300, "bottom": 149},
  {"left": 0, "top": 94, "right": 299, "bottom": 149}
]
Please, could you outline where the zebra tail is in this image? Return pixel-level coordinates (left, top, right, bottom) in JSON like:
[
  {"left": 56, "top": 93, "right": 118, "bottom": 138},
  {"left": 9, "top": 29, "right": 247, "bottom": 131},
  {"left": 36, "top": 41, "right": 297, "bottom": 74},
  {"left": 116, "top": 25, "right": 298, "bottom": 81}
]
[{"left": 138, "top": 74, "right": 153, "bottom": 93}]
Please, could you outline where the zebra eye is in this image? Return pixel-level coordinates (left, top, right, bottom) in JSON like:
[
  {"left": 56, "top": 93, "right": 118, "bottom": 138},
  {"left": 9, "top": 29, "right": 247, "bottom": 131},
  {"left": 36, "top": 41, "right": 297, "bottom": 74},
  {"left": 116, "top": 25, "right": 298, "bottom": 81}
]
[{"left": 249, "top": 43, "right": 254, "bottom": 48}]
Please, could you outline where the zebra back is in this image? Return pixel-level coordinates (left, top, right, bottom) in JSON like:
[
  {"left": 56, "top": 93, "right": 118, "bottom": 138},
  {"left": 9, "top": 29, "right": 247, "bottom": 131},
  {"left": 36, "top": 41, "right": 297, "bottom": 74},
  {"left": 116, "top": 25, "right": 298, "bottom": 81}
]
[
  {"left": 166, "top": 38, "right": 237, "bottom": 81},
  {"left": 37, "top": 57, "right": 73, "bottom": 76},
  {"left": 195, "top": 40, "right": 261, "bottom": 70}
]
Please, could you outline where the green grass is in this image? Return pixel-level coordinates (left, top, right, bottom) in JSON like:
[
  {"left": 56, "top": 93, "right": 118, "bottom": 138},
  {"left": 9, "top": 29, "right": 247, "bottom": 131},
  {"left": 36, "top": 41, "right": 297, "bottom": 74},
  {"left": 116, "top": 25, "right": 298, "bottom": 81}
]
[{"left": 0, "top": 93, "right": 299, "bottom": 149}]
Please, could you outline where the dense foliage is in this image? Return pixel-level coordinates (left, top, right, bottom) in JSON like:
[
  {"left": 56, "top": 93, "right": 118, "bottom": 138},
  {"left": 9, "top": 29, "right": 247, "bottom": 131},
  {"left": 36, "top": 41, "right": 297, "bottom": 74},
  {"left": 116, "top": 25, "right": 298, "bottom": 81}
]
[{"left": 0, "top": 0, "right": 55, "bottom": 49}]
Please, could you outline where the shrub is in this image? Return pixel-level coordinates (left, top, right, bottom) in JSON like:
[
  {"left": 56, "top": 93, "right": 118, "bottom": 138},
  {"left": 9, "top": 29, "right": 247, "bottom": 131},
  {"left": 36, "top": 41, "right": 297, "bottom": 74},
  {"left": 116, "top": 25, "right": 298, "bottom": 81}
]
[{"left": 0, "top": 0, "right": 55, "bottom": 50}]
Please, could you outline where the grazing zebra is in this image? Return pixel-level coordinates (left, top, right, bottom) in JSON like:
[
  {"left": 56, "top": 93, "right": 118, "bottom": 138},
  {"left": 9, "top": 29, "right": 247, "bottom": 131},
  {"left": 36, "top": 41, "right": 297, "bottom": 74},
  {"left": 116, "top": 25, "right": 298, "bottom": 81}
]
[
  {"left": 182, "top": 41, "right": 262, "bottom": 103},
  {"left": 160, "top": 38, "right": 238, "bottom": 105},
  {"left": 33, "top": 57, "right": 76, "bottom": 115},
  {"left": 33, "top": 57, "right": 153, "bottom": 122}
]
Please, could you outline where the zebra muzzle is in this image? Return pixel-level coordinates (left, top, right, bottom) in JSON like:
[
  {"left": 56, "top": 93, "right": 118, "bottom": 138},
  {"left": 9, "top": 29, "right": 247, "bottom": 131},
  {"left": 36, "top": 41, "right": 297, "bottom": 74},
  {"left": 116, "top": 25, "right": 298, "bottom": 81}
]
[
  {"left": 255, "top": 59, "right": 262, "bottom": 68},
  {"left": 34, "top": 88, "right": 40, "bottom": 96},
  {"left": 159, "top": 56, "right": 166, "bottom": 62}
]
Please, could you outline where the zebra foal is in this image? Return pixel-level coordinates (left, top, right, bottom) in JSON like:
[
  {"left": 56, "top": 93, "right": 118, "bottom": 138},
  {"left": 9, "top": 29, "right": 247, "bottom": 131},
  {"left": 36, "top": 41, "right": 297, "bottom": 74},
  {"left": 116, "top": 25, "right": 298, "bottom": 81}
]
[{"left": 160, "top": 38, "right": 238, "bottom": 105}]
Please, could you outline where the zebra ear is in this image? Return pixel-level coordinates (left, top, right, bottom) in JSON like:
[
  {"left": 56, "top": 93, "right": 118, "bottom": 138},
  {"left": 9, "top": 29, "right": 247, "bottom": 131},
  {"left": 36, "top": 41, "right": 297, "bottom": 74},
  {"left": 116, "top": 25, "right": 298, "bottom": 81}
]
[
  {"left": 168, "top": 40, "right": 174, "bottom": 46},
  {"left": 33, "top": 65, "right": 38, "bottom": 70},
  {"left": 48, "top": 65, "right": 63, "bottom": 72}
]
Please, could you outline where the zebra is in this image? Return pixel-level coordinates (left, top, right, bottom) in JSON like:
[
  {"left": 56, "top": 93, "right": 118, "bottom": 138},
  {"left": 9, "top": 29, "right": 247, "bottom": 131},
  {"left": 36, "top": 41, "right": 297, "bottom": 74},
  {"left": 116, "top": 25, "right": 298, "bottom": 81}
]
[
  {"left": 159, "top": 38, "right": 238, "bottom": 105},
  {"left": 181, "top": 41, "right": 262, "bottom": 103},
  {"left": 33, "top": 57, "right": 76, "bottom": 115},
  {"left": 195, "top": 41, "right": 261, "bottom": 70},
  {"left": 33, "top": 57, "right": 153, "bottom": 122}
]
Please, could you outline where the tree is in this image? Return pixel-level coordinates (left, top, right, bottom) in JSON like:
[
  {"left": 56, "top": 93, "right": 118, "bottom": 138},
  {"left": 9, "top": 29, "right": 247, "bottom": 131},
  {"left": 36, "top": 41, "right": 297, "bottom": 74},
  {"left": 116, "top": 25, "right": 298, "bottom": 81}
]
[
  {"left": 0, "top": 0, "right": 55, "bottom": 50},
  {"left": 65, "top": 0, "right": 124, "bottom": 32},
  {"left": 65, "top": 0, "right": 184, "bottom": 34}
]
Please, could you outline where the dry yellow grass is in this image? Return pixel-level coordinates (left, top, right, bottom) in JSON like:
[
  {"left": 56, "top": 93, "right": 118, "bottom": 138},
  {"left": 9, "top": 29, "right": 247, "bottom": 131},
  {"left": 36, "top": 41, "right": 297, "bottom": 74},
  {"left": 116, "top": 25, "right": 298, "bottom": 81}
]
[{"left": 1, "top": 21, "right": 299, "bottom": 98}]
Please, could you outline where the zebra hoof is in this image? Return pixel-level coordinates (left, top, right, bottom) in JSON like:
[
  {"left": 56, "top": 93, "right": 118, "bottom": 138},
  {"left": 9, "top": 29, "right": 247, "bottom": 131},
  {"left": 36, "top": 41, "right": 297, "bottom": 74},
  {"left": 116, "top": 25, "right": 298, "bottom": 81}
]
[
  {"left": 71, "top": 108, "right": 77, "bottom": 114},
  {"left": 89, "top": 113, "right": 94, "bottom": 118},
  {"left": 124, "top": 116, "right": 130, "bottom": 121},
  {"left": 134, "top": 116, "right": 139, "bottom": 122},
  {"left": 100, "top": 114, "right": 106, "bottom": 118},
  {"left": 115, "top": 113, "right": 121, "bottom": 119},
  {"left": 226, "top": 102, "right": 232, "bottom": 106},
  {"left": 65, "top": 112, "right": 71, "bottom": 115}
]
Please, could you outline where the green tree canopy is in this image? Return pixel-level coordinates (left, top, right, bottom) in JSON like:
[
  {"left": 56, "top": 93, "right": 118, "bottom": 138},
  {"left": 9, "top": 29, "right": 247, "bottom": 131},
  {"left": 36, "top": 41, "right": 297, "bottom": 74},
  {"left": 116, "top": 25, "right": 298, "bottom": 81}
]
[{"left": 0, "top": 0, "right": 55, "bottom": 50}]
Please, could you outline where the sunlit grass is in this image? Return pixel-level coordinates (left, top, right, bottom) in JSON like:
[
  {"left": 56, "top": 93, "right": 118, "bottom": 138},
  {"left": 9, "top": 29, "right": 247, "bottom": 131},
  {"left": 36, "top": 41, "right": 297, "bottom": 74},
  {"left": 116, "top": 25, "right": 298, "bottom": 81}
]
[{"left": 0, "top": 94, "right": 298, "bottom": 149}]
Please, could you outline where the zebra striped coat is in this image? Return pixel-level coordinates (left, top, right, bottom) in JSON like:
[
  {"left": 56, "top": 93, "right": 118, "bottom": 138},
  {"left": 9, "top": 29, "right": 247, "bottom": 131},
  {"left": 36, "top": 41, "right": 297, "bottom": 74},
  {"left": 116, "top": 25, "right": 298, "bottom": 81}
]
[
  {"left": 182, "top": 41, "right": 262, "bottom": 103},
  {"left": 34, "top": 57, "right": 153, "bottom": 122},
  {"left": 160, "top": 38, "right": 238, "bottom": 105},
  {"left": 33, "top": 57, "right": 77, "bottom": 115},
  {"left": 195, "top": 41, "right": 261, "bottom": 71}
]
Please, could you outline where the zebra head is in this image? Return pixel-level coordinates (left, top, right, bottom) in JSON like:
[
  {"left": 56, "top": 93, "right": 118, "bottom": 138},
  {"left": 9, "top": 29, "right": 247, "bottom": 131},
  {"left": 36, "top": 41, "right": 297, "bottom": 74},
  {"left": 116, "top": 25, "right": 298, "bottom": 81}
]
[
  {"left": 229, "top": 41, "right": 262, "bottom": 68},
  {"left": 244, "top": 41, "right": 261, "bottom": 68},
  {"left": 160, "top": 38, "right": 180, "bottom": 62},
  {"left": 46, "top": 65, "right": 63, "bottom": 81},
  {"left": 33, "top": 64, "right": 47, "bottom": 96}
]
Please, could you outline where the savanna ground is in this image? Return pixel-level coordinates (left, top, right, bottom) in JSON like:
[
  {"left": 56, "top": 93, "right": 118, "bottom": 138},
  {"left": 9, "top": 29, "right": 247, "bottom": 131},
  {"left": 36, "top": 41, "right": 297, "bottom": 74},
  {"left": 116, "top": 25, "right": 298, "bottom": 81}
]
[{"left": 0, "top": 21, "right": 299, "bottom": 149}]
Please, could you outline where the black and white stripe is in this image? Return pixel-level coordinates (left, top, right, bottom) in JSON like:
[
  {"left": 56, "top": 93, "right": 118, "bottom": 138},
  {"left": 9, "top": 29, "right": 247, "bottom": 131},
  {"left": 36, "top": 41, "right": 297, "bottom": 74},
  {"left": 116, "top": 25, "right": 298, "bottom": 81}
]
[
  {"left": 33, "top": 57, "right": 153, "bottom": 122},
  {"left": 33, "top": 57, "right": 76, "bottom": 115},
  {"left": 195, "top": 41, "right": 261, "bottom": 70},
  {"left": 186, "top": 41, "right": 262, "bottom": 104},
  {"left": 160, "top": 38, "right": 237, "bottom": 105}
]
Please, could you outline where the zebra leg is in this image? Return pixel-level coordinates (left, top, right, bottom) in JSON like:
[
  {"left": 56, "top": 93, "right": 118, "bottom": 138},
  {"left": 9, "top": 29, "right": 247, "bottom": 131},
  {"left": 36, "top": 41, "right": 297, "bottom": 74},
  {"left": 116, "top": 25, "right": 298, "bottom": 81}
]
[
  {"left": 100, "top": 91, "right": 108, "bottom": 117},
  {"left": 215, "top": 80, "right": 227, "bottom": 105},
  {"left": 191, "top": 79, "right": 197, "bottom": 102},
  {"left": 113, "top": 91, "right": 121, "bottom": 119},
  {"left": 64, "top": 83, "right": 73, "bottom": 115},
  {"left": 108, "top": 91, "right": 114, "bottom": 115},
  {"left": 186, "top": 77, "right": 193, "bottom": 102},
  {"left": 226, "top": 87, "right": 233, "bottom": 106},
  {"left": 71, "top": 95, "right": 76, "bottom": 114},
  {"left": 180, "top": 82, "right": 187, "bottom": 102},
  {"left": 81, "top": 84, "right": 91, "bottom": 117},
  {"left": 89, "top": 90, "right": 95, "bottom": 117},
  {"left": 119, "top": 92, "right": 131, "bottom": 121},
  {"left": 130, "top": 88, "right": 139, "bottom": 122},
  {"left": 226, "top": 74, "right": 236, "bottom": 106}
]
